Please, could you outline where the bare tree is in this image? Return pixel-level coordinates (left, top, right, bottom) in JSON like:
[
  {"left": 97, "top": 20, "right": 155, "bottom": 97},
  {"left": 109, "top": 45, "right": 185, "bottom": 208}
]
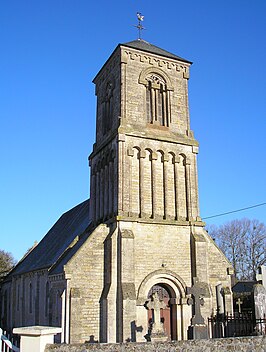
[
  {"left": 207, "top": 219, "right": 266, "bottom": 280},
  {"left": 0, "top": 249, "right": 16, "bottom": 276}
]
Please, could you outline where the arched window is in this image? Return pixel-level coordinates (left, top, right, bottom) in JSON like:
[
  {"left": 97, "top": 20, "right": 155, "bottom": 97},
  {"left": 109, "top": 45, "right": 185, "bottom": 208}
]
[
  {"left": 146, "top": 74, "right": 169, "bottom": 126},
  {"left": 139, "top": 68, "right": 173, "bottom": 127},
  {"left": 102, "top": 81, "right": 114, "bottom": 134}
]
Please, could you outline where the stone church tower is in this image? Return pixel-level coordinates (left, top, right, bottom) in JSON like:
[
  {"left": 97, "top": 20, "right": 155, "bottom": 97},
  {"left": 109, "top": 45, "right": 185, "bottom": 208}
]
[
  {"left": 0, "top": 40, "right": 233, "bottom": 344},
  {"left": 87, "top": 40, "right": 233, "bottom": 342}
]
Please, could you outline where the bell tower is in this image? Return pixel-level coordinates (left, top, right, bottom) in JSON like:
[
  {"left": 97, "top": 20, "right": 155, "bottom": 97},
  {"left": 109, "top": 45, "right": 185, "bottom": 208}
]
[
  {"left": 89, "top": 40, "right": 202, "bottom": 226},
  {"left": 88, "top": 39, "right": 232, "bottom": 343}
]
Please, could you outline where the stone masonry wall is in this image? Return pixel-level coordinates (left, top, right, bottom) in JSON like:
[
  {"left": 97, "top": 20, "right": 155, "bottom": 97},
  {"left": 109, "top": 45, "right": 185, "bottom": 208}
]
[
  {"left": 46, "top": 336, "right": 266, "bottom": 352},
  {"left": 64, "top": 224, "right": 109, "bottom": 343}
]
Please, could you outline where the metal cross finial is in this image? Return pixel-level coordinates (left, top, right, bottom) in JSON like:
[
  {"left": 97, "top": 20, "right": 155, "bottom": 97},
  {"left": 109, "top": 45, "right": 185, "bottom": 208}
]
[{"left": 134, "top": 12, "right": 145, "bottom": 40}]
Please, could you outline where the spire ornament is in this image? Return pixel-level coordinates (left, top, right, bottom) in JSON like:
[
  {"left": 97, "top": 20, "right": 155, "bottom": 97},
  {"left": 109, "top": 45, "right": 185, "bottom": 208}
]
[{"left": 134, "top": 12, "right": 145, "bottom": 40}]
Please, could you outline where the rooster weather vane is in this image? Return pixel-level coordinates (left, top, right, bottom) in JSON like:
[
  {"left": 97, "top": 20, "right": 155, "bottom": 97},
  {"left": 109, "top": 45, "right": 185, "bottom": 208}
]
[{"left": 134, "top": 12, "right": 145, "bottom": 40}]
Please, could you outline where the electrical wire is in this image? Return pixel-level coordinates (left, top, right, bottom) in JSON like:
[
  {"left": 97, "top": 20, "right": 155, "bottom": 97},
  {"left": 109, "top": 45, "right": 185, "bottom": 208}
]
[{"left": 202, "top": 202, "right": 266, "bottom": 220}]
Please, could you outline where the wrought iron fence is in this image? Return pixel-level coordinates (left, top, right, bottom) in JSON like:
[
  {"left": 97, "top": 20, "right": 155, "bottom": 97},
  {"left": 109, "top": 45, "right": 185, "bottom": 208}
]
[
  {"left": 0, "top": 329, "right": 20, "bottom": 352},
  {"left": 208, "top": 313, "right": 266, "bottom": 338}
]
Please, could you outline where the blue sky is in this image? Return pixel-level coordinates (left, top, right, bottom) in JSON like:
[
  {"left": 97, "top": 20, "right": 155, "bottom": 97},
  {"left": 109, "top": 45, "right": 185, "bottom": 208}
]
[{"left": 1, "top": 0, "right": 265, "bottom": 260}]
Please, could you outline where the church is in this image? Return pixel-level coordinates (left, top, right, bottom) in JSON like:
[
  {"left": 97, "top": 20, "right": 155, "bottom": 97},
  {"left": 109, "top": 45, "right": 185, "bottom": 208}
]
[{"left": 1, "top": 39, "right": 233, "bottom": 343}]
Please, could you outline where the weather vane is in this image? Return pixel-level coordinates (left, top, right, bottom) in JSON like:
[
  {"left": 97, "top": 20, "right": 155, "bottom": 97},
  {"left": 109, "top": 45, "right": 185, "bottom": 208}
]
[{"left": 134, "top": 12, "right": 145, "bottom": 40}]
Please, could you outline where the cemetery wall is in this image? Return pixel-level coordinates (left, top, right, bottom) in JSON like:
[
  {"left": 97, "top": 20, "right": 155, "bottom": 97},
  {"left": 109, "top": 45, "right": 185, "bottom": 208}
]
[{"left": 46, "top": 336, "right": 266, "bottom": 352}]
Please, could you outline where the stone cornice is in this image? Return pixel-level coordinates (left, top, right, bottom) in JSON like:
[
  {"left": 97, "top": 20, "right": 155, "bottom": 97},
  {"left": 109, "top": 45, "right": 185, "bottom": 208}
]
[
  {"left": 115, "top": 215, "right": 205, "bottom": 227},
  {"left": 119, "top": 127, "right": 199, "bottom": 148},
  {"left": 121, "top": 45, "right": 190, "bottom": 79}
]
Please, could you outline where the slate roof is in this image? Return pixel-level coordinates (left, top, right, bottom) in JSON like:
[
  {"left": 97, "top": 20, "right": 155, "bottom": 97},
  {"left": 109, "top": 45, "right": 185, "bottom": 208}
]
[
  {"left": 232, "top": 281, "right": 256, "bottom": 294},
  {"left": 93, "top": 40, "right": 192, "bottom": 82},
  {"left": 122, "top": 40, "right": 192, "bottom": 64},
  {"left": 9, "top": 200, "right": 90, "bottom": 276}
]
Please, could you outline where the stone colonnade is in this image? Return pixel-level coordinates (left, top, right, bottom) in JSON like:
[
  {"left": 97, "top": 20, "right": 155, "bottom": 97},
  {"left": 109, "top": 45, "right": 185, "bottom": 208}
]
[
  {"left": 127, "top": 146, "right": 195, "bottom": 221},
  {"left": 90, "top": 149, "right": 116, "bottom": 222}
]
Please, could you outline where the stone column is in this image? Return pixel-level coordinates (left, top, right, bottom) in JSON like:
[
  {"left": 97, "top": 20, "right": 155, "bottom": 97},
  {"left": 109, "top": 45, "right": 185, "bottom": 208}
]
[
  {"left": 109, "top": 158, "right": 114, "bottom": 217},
  {"left": 61, "top": 289, "right": 66, "bottom": 343},
  {"left": 151, "top": 151, "right": 158, "bottom": 218},
  {"left": 120, "top": 60, "right": 127, "bottom": 119},
  {"left": 127, "top": 148, "right": 134, "bottom": 217},
  {"left": 185, "top": 159, "right": 192, "bottom": 220},
  {"left": 118, "top": 137, "right": 125, "bottom": 216},
  {"left": 104, "top": 163, "right": 109, "bottom": 219},
  {"left": 90, "top": 168, "right": 96, "bottom": 221},
  {"left": 151, "top": 89, "right": 155, "bottom": 123},
  {"left": 162, "top": 91, "right": 167, "bottom": 126},
  {"left": 163, "top": 154, "right": 169, "bottom": 219},
  {"left": 192, "top": 147, "right": 200, "bottom": 219},
  {"left": 95, "top": 169, "right": 100, "bottom": 221},
  {"left": 167, "top": 91, "right": 171, "bottom": 124},
  {"left": 64, "top": 277, "right": 71, "bottom": 344},
  {"left": 100, "top": 167, "right": 104, "bottom": 220},
  {"left": 139, "top": 150, "right": 146, "bottom": 218},
  {"left": 119, "top": 229, "right": 136, "bottom": 342},
  {"left": 173, "top": 156, "right": 180, "bottom": 220}
]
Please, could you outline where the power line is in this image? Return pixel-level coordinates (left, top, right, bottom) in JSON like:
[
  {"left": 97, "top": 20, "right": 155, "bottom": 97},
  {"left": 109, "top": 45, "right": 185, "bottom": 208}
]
[{"left": 202, "top": 202, "right": 266, "bottom": 220}]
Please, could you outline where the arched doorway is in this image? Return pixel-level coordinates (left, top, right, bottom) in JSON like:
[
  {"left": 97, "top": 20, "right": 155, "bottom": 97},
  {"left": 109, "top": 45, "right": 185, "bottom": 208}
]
[
  {"left": 146, "top": 284, "right": 177, "bottom": 340},
  {"left": 136, "top": 269, "right": 189, "bottom": 342}
]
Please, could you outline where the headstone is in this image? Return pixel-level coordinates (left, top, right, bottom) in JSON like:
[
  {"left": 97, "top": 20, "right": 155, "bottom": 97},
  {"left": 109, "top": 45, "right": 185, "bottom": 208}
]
[
  {"left": 216, "top": 283, "right": 225, "bottom": 315},
  {"left": 145, "top": 292, "right": 168, "bottom": 342},
  {"left": 256, "top": 265, "right": 266, "bottom": 289},
  {"left": 187, "top": 277, "right": 209, "bottom": 339},
  {"left": 236, "top": 298, "right": 243, "bottom": 313},
  {"left": 253, "top": 284, "right": 266, "bottom": 334}
]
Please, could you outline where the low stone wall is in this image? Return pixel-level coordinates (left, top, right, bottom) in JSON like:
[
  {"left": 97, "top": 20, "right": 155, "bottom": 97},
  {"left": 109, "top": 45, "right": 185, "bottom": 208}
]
[{"left": 46, "top": 336, "right": 266, "bottom": 352}]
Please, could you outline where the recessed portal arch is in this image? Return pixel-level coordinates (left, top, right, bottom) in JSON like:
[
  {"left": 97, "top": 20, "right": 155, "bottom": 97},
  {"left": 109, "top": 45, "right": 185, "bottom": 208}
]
[{"left": 136, "top": 270, "right": 187, "bottom": 341}]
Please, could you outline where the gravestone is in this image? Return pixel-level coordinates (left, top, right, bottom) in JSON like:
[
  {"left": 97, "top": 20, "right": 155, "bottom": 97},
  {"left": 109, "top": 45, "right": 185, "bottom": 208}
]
[
  {"left": 216, "top": 283, "right": 225, "bottom": 316},
  {"left": 145, "top": 292, "right": 168, "bottom": 342},
  {"left": 236, "top": 298, "right": 243, "bottom": 313},
  {"left": 253, "top": 284, "right": 266, "bottom": 334},
  {"left": 187, "top": 277, "right": 209, "bottom": 339}
]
